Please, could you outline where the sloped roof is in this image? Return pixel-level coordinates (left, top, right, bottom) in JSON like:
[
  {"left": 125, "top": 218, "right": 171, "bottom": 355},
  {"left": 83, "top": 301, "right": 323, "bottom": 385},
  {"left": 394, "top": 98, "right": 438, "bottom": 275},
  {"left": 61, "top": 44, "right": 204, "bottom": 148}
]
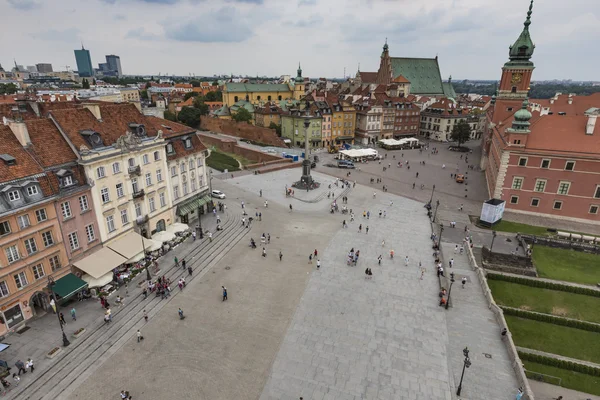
[
  {"left": 145, "top": 116, "right": 196, "bottom": 138},
  {"left": 358, "top": 72, "right": 378, "bottom": 83},
  {"left": 442, "top": 82, "right": 457, "bottom": 99},
  {"left": 25, "top": 119, "right": 77, "bottom": 167},
  {"left": 167, "top": 133, "right": 207, "bottom": 161},
  {"left": 392, "top": 75, "right": 410, "bottom": 84},
  {"left": 390, "top": 57, "right": 444, "bottom": 95},
  {"left": 0, "top": 124, "right": 44, "bottom": 183},
  {"left": 225, "top": 83, "right": 292, "bottom": 93}
]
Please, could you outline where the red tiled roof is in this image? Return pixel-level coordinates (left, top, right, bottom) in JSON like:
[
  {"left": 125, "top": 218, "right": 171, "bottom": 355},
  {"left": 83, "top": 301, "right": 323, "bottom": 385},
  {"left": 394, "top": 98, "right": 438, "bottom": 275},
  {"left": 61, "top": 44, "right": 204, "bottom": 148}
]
[
  {"left": 25, "top": 119, "right": 77, "bottom": 167},
  {"left": 359, "top": 72, "right": 377, "bottom": 83},
  {"left": 0, "top": 125, "right": 44, "bottom": 183},
  {"left": 175, "top": 83, "right": 193, "bottom": 88},
  {"left": 0, "top": 103, "right": 38, "bottom": 121},
  {"left": 167, "top": 133, "right": 207, "bottom": 160},
  {"left": 145, "top": 115, "right": 196, "bottom": 138},
  {"left": 393, "top": 75, "right": 410, "bottom": 84},
  {"left": 521, "top": 113, "right": 600, "bottom": 154}
]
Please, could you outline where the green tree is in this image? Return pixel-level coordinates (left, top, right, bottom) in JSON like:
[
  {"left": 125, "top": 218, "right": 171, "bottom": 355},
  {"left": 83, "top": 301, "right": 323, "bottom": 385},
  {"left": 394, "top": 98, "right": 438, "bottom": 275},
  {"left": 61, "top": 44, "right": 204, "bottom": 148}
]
[
  {"left": 212, "top": 81, "right": 219, "bottom": 86},
  {"left": 205, "top": 91, "right": 223, "bottom": 102},
  {"left": 184, "top": 92, "right": 199, "bottom": 101},
  {"left": 195, "top": 101, "right": 209, "bottom": 116},
  {"left": 192, "top": 96, "right": 206, "bottom": 109},
  {"left": 92, "top": 78, "right": 97, "bottom": 85},
  {"left": 232, "top": 107, "right": 253, "bottom": 123},
  {"left": 178, "top": 106, "right": 202, "bottom": 128},
  {"left": 82, "top": 78, "right": 90, "bottom": 89},
  {"left": 450, "top": 121, "right": 471, "bottom": 146},
  {"left": 269, "top": 122, "right": 282, "bottom": 136},
  {"left": 164, "top": 110, "right": 177, "bottom": 122},
  {"left": 140, "top": 90, "right": 148, "bottom": 100},
  {"left": 0, "top": 83, "right": 18, "bottom": 95},
  {"left": 190, "top": 80, "right": 200, "bottom": 87}
]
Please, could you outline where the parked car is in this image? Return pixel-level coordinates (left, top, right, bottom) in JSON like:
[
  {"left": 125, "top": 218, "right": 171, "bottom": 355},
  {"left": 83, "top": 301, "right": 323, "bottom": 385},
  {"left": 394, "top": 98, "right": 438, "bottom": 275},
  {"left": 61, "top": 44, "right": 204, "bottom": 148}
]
[
  {"left": 337, "top": 160, "right": 355, "bottom": 169},
  {"left": 211, "top": 190, "right": 226, "bottom": 199}
]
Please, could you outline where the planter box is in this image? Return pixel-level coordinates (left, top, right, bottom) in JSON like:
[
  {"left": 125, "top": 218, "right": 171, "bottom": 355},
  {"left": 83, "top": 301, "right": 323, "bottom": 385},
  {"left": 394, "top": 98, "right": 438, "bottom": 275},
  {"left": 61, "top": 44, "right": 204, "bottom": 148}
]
[
  {"left": 72, "top": 328, "right": 86, "bottom": 339},
  {"left": 46, "top": 347, "right": 62, "bottom": 359}
]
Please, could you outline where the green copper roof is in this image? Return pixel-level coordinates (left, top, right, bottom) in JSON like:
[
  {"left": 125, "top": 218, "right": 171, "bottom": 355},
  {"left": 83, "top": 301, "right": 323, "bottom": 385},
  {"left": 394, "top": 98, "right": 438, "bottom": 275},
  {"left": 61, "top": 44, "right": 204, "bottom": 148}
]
[
  {"left": 390, "top": 57, "right": 444, "bottom": 95},
  {"left": 225, "top": 83, "right": 292, "bottom": 93},
  {"left": 442, "top": 82, "right": 456, "bottom": 99},
  {"left": 295, "top": 63, "right": 303, "bottom": 83},
  {"left": 213, "top": 105, "right": 230, "bottom": 116},
  {"left": 510, "top": 98, "right": 532, "bottom": 132},
  {"left": 230, "top": 100, "right": 255, "bottom": 113},
  {"left": 509, "top": 0, "right": 535, "bottom": 62}
]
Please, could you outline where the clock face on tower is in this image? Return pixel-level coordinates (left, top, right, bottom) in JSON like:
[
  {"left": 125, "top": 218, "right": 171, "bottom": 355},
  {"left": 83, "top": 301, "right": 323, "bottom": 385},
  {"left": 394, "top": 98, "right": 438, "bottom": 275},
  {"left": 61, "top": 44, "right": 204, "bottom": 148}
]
[{"left": 511, "top": 73, "right": 523, "bottom": 84}]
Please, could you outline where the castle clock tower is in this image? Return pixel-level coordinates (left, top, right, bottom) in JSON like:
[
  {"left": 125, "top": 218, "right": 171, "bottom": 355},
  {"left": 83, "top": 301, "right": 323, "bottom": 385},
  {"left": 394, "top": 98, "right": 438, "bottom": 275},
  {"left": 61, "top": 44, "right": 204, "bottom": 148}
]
[{"left": 498, "top": 0, "right": 535, "bottom": 100}]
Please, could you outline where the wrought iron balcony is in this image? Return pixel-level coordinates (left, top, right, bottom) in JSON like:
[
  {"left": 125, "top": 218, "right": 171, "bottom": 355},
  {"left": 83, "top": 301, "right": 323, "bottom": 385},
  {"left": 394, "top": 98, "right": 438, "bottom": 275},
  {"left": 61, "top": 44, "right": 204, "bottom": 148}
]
[
  {"left": 128, "top": 165, "right": 141, "bottom": 176},
  {"left": 132, "top": 189, "right": 145, "bottom": 199}
]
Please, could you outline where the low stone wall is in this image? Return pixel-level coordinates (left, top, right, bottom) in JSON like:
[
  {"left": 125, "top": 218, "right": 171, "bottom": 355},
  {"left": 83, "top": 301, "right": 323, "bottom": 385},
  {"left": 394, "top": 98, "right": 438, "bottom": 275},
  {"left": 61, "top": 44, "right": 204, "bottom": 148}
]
[
  {"left": 198, "top": 133, "right": 289, "bottom": 167},
  {"left": 481, "top": 246, "right": 537, "bottom": 277},
  {"left": 465, "top": 245, "right": 534, "bottom": 400},
  {"left": 200, "top": 118, "right": 287, "bottom": 147},
  {"left": 521, "top": 234, "right": 600, "bottom": 255}
]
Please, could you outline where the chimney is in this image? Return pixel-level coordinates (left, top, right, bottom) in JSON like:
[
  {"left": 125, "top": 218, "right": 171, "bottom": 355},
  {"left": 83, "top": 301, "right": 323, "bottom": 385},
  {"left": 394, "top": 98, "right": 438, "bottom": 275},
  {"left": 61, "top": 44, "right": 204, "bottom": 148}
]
[
  {"left": 8, "top": 120, "right": 31, "bottom": 147},
  {"left": 83, "top": 103, "right": 102, "bottom": 120},
  {"left": 586, "top": 114, "right": 597, "bottom": 135},
  {"left": 568, "top": 97, "right": 573, "bottom": 105}
]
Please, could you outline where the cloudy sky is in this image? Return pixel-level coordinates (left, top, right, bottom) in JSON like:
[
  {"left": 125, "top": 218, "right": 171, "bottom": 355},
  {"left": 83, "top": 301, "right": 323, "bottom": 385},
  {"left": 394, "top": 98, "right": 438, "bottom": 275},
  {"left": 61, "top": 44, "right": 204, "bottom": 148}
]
[{"left": 2, "top": 0, "right": 599, "bottom": 80}]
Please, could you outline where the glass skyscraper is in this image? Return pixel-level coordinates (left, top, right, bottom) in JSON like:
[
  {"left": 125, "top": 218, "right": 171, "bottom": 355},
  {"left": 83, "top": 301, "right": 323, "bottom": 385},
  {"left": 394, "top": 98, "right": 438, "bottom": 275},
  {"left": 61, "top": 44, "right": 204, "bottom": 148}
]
[{"left": 74, "top": 46, "right": 94, "bottom": 77}]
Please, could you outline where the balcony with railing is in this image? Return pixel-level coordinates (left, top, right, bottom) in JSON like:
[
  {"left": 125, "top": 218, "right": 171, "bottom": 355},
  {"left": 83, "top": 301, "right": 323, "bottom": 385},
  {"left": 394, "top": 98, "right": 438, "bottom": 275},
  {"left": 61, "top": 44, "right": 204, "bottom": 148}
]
[
  {"left": 132, "top": 189, "right": 145, "bottom": 199},
  {"left": 128, "top": 165, "right": 141, "bottom": 176}
]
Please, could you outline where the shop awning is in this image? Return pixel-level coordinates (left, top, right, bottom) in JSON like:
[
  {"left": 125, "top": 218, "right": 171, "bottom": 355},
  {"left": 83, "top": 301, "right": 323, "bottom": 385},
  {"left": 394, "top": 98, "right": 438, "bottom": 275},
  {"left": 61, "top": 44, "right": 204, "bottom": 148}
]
[
  {"left": 107, "top": 231, "right": 147, "bottom": 259},
  {"left": 177, "top": 195, "right": 212, "bottom": 217},
  {"left": 335, "top": 136, "right": 354, "bottom": 141},
  {"left": 73, "top": 247, "right": 128, "bottom": 279},
  {"left": 51, "top": 273, "right": 88, "bottom": 299},
  {"left": 167, "top": 222, "right": 190, "bottom": 234},
  {"left": 82, "top": 272, "right": 114, "bottom": 288}
]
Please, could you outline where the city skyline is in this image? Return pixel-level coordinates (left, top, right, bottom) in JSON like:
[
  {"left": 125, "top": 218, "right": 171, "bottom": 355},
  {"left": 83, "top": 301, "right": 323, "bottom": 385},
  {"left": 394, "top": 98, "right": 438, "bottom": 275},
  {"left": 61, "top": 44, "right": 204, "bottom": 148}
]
[{"left": 2, "top": 0, "right": 599, "bottom": 81}]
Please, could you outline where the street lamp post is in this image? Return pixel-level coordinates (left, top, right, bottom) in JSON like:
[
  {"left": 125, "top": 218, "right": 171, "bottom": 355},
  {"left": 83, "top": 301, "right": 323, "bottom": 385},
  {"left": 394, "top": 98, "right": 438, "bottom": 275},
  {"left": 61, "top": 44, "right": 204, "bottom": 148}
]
[
  {"left": 140, "top": 230, "right": 150, "bottom": 281},
  {"left": 445, "top": 273, "right": 455, "bottom": 310},
  {"left": 456, "top": 347, "right": 471, "bottom": 396},
  {"left": 433, "top": 199, "right": 440, "bottom": 222},
  {"left": 439, "top": 223, "right": 445, "bottom": 244},
  {"left": 429, "top": 184, "right": 436, "bottom": 205},
  {"left": 47, "top": 276, "right": 70, "bottom": 347},
  {"left": 490, "top": 230, "right": 497, "bottom": 252}
]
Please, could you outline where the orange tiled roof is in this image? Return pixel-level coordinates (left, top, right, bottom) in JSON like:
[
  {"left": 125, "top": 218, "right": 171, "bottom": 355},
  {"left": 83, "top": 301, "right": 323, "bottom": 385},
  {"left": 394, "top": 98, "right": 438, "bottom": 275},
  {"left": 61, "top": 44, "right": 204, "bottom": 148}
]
[
  {"left": 0, "top": 103, "right": 38, "bottom": 121},
  {"left": 0, "top": 124, "right": 44, "bottom": 183},
  {"left": 145, "top": 115, "right": 197, "bottom": 138},
  {"left": 25, "top": 119, "right": 77, "bottom": 167},
  {"left": 167, "top": 133, "right": 207, "bottom": 160},
  {"left": 393, "top": 75, "right": 410, "bottom": 84},
  {"left": 359, "top": 72, "right": 377, "bottom": 83}
]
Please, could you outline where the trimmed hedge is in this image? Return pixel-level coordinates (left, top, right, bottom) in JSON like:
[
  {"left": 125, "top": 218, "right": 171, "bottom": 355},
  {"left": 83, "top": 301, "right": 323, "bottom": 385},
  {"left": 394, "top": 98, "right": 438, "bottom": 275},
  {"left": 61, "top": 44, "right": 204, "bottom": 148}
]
[
  {"left": 487, "top": 272, "right": 600, "bottom": 298},
  {"left": 519, "top": 351, "right": 600, "bottom": 377},
  {"left": 501, "top": 306, "right": 600, "bottom": 333}
]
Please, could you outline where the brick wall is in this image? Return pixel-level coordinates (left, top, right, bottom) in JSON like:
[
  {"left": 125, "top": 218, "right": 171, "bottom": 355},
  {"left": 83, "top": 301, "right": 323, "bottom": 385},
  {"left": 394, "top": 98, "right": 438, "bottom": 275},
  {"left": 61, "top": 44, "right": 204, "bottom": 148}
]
[
  {"left": 481, "top": 246, "right": 537, "bottom": 276},
  {"left": 200, "top": 117, "right": 287, "bottom": 147},
  {"left": 197, "top": 132, "right": 290, "bottom": 167}
]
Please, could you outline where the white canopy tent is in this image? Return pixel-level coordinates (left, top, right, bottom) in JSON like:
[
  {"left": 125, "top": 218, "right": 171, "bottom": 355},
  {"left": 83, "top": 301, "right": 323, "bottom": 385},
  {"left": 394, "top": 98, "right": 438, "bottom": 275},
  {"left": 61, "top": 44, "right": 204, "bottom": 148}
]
[
  {"left": 338, "top": 148, "right": 379, "bottom": 160},
  {"left": 73, "top": 247, "right": 128, "bottom": 279},
  {"left": 82, "top": 272, "right": 114, "bottom": 288},
  {"left": 152, "top": 230, "right": 177, "bottom": 243},
  {"left": 166, "top": 222, "right": 190, "bottom": 234}
]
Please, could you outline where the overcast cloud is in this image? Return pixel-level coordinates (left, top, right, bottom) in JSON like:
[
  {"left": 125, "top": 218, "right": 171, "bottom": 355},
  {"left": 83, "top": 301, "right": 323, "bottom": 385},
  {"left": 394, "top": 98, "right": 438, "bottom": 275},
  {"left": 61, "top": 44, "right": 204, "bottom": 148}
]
[{"left": 1, "top": 0, "right": 598, "bottom": 80}]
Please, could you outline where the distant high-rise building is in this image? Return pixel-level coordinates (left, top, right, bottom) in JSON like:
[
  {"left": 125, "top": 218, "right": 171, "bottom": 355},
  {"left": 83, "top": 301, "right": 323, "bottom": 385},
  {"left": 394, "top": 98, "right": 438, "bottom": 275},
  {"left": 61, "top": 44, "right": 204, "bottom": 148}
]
[
  {"left": 105, "top": 54, "right": 122, "bottom": 77},
  {"left": 74, "top": 45, "right": 94, "bottom": 77},
  {"left": 36, "top": 63, "right": 53, "bottom": 73}
]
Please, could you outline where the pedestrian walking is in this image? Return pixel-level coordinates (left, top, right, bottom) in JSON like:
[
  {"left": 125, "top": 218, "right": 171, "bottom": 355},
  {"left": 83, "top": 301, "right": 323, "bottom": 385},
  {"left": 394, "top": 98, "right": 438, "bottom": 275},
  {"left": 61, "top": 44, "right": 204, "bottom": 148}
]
[
  {"left": 279, "top": 251, "right": 283, "bottom": 261},
  {"left": 404, "top": 256, "right": 409, "bottom": 266},
  {"left": 389, "top": 200, "right": 393, "bottom": 206},
  {"left": 192, "top": 231, "right": 197, "bottom": 241},
  {"left": 308, "top": 254, "right": 313, "bottom": 264},
  {"left": 267, "top": 233, "right": 271, "bottom": 244},
  {"left": 208, "top": 231, "right": 213, "bottom": 242},
  {"left": 222, "top": 286, "right": 228, "bottom": 301},
  {"left": 216, "top": 215, "right": 221, "bottom": 224},
  {"left": 381, "top": 240, "right": 385, "bottom": 247},
  {"left": 383, "top": 210, "right": 386, "bottom": 218},
  {"left": 462, "top": 277, "right": 467, "bottom": 288},
  {"left": 342, "top": 220, "right": 347, "bottom": 228},
  {"left": 449, "top": 258, "right": 454, "bottom": 268},
  {"left": 262, "top": 247, "right": 267, "bottom": 257},
  {"left": 459, "top": 203, "right": 464, "bottom": 211},
  {"left": 454, "top": 245, "right": 458, "bottom": 253},
  {"left": 316, "top": 259, "right": 321, "bottom": 269},
  {"left": 174, "top": 256, "right": 179, "bottom": 268},
  {"left": 70, "top": 307, "right": 76, "bottom": 321},
  {"left": 15, "top": 360, "right": 26, "bottom": 375},
  {"left": 241, "top": 201, "right": 245, "bottom": 209},
  {"left": 289, "top": 204, "right": 293, "bottom": 212},
  {"left": 143, "top": 310, "right": 148, "bottom": 322},
  {"left": 379, "top": 210, "right": 382, "bottom": 218},
  {"left": 378, "top": 255, "right": 382, "bottom": 265},
  {"left": 264, "top": 200, "right": 268, "bottom": 208},
  {"left": 59, "top": 312, "right": 67, "bottom": 325},
  {"left": 260, "top": 189, "right": 262, "bottom": 197},
  {"left": 314, "top": 249, "right": 318, "bottom": 258},
  {"left": 367, "top": 211, "right": 370, "bottom": 219},
  {"left": 26, "top": 358, "right": 34, "bottom": 373},
  {"left": 366, "top": 226, "right": 369, "bottom": 234},
  {"left": 12, "top": 373, "right": 19, "bottom": 386},
  {"left": 137, "top": 330, "right": 143, "bottom": 343},
  {"left": 358, "top": 224, "right": 362, "bottom": 233}
]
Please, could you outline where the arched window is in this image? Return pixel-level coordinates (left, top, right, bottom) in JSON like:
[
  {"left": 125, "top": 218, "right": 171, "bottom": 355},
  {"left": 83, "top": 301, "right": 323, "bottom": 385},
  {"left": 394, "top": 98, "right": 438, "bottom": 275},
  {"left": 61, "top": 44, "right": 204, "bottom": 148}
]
[
  {"left": 511, "top": 86, "right": 517, "bottom": 93},
  {"left": 268, "top": 95, "right": 272, "bottom": 101},
  {"left": 234, "top": 96, "right": 238, "bottom": 102},
  {"left": 257, "top": 95, "right": 261, "bottom": 101},
  {"left": 278, "top": 95, "right": 282, "bottom": 100}
]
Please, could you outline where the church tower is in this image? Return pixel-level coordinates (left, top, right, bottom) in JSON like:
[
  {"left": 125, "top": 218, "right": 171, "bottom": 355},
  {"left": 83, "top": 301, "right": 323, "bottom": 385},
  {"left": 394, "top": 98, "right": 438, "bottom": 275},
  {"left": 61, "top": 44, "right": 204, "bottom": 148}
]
[
  {"left": 498, "top": 0, "right": 535, "bottom": 100},
  {"left": 293, "top": 63, "right": 305, "bottom": 100},
  {"left": 376, "top": 39, "right": 392, "bottom": 85}
]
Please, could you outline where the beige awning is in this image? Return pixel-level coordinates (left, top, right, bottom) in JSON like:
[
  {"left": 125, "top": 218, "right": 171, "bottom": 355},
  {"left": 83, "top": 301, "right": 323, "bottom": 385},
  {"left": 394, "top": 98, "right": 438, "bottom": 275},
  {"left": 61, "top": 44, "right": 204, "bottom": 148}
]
[
  {"left": 73, "top": 247, "right": 127, "bottom": 279},
  {"left": 107, "top": 231, "right": 148, "bottom": 259},
  {"left": 82, "top": 272, "right": 114, "bottom": 288}
]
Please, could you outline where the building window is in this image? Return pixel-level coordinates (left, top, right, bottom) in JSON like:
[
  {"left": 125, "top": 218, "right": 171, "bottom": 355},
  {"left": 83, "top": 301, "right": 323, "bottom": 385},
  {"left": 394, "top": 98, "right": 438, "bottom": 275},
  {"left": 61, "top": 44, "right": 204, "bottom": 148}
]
[
  {"left": 116, "top": 183, "right": 124, "bottom": 198},
  {"left": 42, "top": 231, "right": 54, "bottom": 247},
  {"left": 85, "top": 224, "right": 96, "bottom": 242},
  {"left": 107, "top": 215, "right": 116, "bottom": 232},
  {"left": 166, "top": 143, "right": 174, "bottom": 154},
  {"left": 189, "top": 159, "right": 194, "bottom": 170},
  {"left": 518, "top": 157, "right": 527, "bottom": 167},
  {"left": 534, "top": 179, "right": 546, "bottom": 192},
  {"left": 590, "top": 205, "right": 599, "bottom": 215},
  {"left": 510, "top": 196, "right": 519, "bottom": 204},
  {"left": 180, "top": 163, "right": 186, "bottom": 173},
  {"left": 595, "top": 186, "right": 600, "bottom": 199},
  {"left": 68, "top": 232, "right": 79, "bottom": 250},
  {"left": 120, "top": 209, "right": 129, "bottom": 225},
  {"left": 145, "top": 173, "right": 152, "bottom": 186},
  {"left": 553, "top": 200, "right": 563, "bottom": 210},
  {"left": 171, "top": 166, "right": 177, "bottom": 177},
  {"left": 26, "top": 186, "right": 39, "bottom": 196},
  {"left": 79, "top": 195, "right": 89, "bottom": 212},
  {"left": 0, "top": 281, "right": 9, "bottom": 298},
  {"left": 96, "top": 166, "right": 106, "bottom": 178},
  {"left": 128, "top": 158, "right": 135, "bottom": 168},
  {"left": 0, "top": 221, "right": 10, "bottom": 236},
  {"left": 5, "top": 245, "right": 20, "bottom": 263},
  {"left": 101, "top": 188, "right": 110, "bottom": 203},
  {"left": 132, "top": 178, "right": 139, "bottom": 193},
  {"left": 153, "top": 151, "right": 160, "bottom": 161},
  {"left": 61, "top": 202, "right": 72, "bottom": 219},
  {"left": 14, "top": 271, "right": 28, "bottom": 289},
  {"left": 8, "top": 190, "right": 20, "bottom": 201},
  {"left": 541, "top": 159, "right": 550, "bottom": 169},
  {"left": 174, "top": 185, "right": 179, "bottom": 200},
  {"left": 183, "top": 182, "right": 188, "bottom": 195},
  {"left": 185, "top": 139, "right": 191, "bottom": 148},
  {"left": 17, "top": 214, "right": 31, "bottom": 229},
  {"left": 62, "top": 175, "right": 74, "bottom": 187},
  {"left": 530, "top": 198, "right": 540, "bottom": 207},
  {"left": 511, "top": 177, "right": 524, "bottom": 190},
  {"left": 565, "top": 161, "right": 575, "bottom": 171},
  {"left": 49, "top": 255, "right": 61, "bottom": 271},
  {"left": 156, "top": 169, "right": 163, "bottom": 182},
  {"left": 24, "top": 237, "right": 38, "bottom": 255},
  {"left": 143, "top": 154, "right": 149, "bottom": 165},
  {"left": 35, "top": 208, "right": 47, "bottom": 222},
  {"left": 112, "top": 162, "right": 121, "bottom": 174},
  {"left": 32, "top": 263, "right": 45, "bottom": 280},
  {"left": 191, "top": 178, "right": 197, "bottom": 192},
  {"left": 159, "top": 192, "right": 166, "bottom": 207},
  {"left": 557, "top": 182, "right": 571, "bottom": 195},
  {"left": 149, "top": 197, "right": 156, "bottom": 212},
  {"left": 135, "top": 203, "right": 142, "bottom": 218}
]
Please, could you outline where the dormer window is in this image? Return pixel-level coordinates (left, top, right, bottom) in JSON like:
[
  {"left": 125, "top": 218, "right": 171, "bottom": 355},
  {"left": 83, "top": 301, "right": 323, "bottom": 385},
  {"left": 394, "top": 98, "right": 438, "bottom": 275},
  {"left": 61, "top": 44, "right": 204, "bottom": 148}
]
[
  {"left": 129, "top": 123, "right": 147, "bottom": 137},
  {"left": 61, "top": 176, "right": 74, "bottom": 187},
  {"left": 166, "top": 143, "right": 174, "bottom": 154},
  {"left": 185, "top": 138, "right": 192, "bottom": 149},
  {"left": 0, "top": 154, "right": 16, "bottom": 166},
  {"left": 8, "top": 190, "right": 20, "bottom": 201},
  {"left": 26, "top": 186, "right": 39, "bottom": 196},
  {"left": 79, "top": 130, "right": 103, "bottom": 149}
]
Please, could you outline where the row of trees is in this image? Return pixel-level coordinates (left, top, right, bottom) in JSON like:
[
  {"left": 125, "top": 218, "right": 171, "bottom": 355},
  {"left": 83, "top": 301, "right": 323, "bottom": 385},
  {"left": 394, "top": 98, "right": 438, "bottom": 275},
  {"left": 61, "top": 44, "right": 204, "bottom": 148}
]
[
  {"left": 454, "top": 81, "right": 600, "bottom": 99},
  {"left": 0, "top": 83, "right": 18, "bottom": 95}
]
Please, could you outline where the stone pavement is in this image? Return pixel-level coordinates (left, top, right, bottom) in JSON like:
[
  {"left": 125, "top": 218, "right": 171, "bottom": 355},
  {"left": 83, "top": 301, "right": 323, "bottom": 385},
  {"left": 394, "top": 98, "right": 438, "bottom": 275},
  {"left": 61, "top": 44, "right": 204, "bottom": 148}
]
[{"left": 439, "top": 242, "right": 519, "bottom": 400}]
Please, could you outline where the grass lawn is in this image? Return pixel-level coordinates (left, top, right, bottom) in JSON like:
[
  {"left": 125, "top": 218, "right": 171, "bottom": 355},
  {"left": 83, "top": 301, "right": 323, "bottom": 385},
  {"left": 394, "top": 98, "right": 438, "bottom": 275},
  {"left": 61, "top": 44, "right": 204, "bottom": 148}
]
[
  {"left": 523, "top": 360, "right": 600, "bottom": 396},
  {"left": 488, "top": 280, "right": 600, "bottom": 323},
  {"left": 505, "top": 315, "right": 600, "bottom": 364},
  {"left": 206, "top": 150, "right": 240, "bottom": 172},
  {"left": 532, "top": 246, "right": 600, "bottom": 286},
  {"left": 483, "top": 220, "right": 550, "bottom": 236}
]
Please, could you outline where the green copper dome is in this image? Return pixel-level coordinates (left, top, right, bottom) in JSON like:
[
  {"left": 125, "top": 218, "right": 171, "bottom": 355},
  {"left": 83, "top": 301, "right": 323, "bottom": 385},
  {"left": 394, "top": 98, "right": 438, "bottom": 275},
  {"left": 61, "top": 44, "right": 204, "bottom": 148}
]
[
  {"left": 509, "top": 0, "right": 535, "bottom": 61},
  {"left": 295, "top": 62, "right": 303, "bottom": 83},
  {"left": 511, "top": 98, "right": 532, "bottom": 131}
]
